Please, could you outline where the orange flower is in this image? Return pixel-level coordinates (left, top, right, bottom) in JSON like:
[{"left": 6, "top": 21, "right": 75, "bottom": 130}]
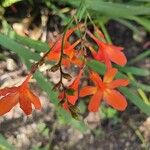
[
  {"left": 59, "top": 70, "right": 83, "bottom": 108},
  {"left": 0, "top": 74, "right": 41, "bottom": 116},
  {"left": 47, "top": 25, "right": 83, "bottom": 68},
  {"left": 87, "top": 30, "right": 127, "bottom": 69},
  {"left": 66, "top": 69, "right": 83, "bottom": 105},
  {"left": 80, "top": 68, "right": 129, "bottom": 112}
]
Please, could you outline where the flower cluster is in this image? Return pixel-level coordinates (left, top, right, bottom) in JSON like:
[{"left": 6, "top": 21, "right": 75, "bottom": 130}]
[
  {"left": 0, "top": 23, "right": 129, "bottom": 117},
  {"left": 46, "top": 24, "right": 129, "bottom": 115}
]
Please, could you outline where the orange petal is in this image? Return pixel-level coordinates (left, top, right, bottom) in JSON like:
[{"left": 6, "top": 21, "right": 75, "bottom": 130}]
[
  {"left": 106, "top": 44, "right": 127, "bottom": 66},
  {"left": 62, "top": 101, "right": 69, "bottom": 111},
  {"left": 108, "top": 79, "right": 129, "bottom": 89},
  {"left": 64, "top": 39, "right": 81, "bottom": 58},
  {"left": 62, "top": 59, "right": 71, "bottom": 68},
  {"left": 88, "top": 91, "right": 103, "bottom": 112},
  {"left": 103, "top": 68, "right": 117, "bottom": 83},
  {"left": 69, "top": 70, "right": 82, "bottom": 89},
  {"left": 50, "top": 37, "right": 64, "bottom": 53},
  {"left": 90, "top": 71, "right": 103, "bottom": 87},
  {"left": 0, "top": 93, "right": 18, "bottom": 116},
  {"left": 48, "top": 36, "right": 62, "bottom": 52},
  {"left": 71, "top": 56, "right": 83, "bottom": 67},
  {"left": 102, "top": 49, "right": 112, "bottom": 69},
  {"left": 19, "top": 93, "right": 32, "bottom": 115},
  {"left": 22, "top": 74, "right": 32, "bottom": 85},
  {"left": 67, "top": 91, "right": 78, "bottom": 105},
  {"left": 47, "top": 51, "right": 60, "bottom": 61},
  {"left": 0, "top": 87, "right": 17, "bottom": 96},
  {"left": 103, "top": 89, "right": 127, "bottom": 111},
  {"left": 58, "top": 92, "right": 65, "bottom": 100},
  {"left": 80, "top": 86, "right": 97, "bottom": 97},
  {"left": 27, "top": 89, "right": 41, "bottom": 110}
]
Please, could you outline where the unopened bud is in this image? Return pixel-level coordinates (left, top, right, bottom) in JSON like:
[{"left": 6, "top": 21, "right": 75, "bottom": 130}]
[
  {"left": 50, "top": 64, "right": 59, "bottom": 72},
  {"left": 62, "top": 54, "right": 69, "bottom": 59},
  {"left": 66, "top": 88, "right": 75, "bottom": 96},
  {"left": 62, "top": 73, "right": 72, "bottom": 81}
]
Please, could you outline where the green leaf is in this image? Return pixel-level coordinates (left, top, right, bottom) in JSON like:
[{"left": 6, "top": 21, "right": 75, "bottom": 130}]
[
  {"left": 2, "top": 20, "right": 49, "bottom": 52},
  {"left": 120, "top": 87, "right": 150, "bottom": 115},
  {"left": 0, "top": 134, "right": 15, "bottom": 150},
  {"left": 130, "top": 16, "right": 150, "bottom": 32},
  {"left": 14, "top": 34, "right": 49, "bottom": 52},
  {"left": 128, "top": 49, "right": 150, "bottom": 65},
  {"left": 61, "top": 0, "right": 150, "bottom": 18},
  {"left": 116, "top": 66, "right": 150, "bottom": 77},
  {"left": 115, "top": 18, "right": 141, "bottom": 35},
  {"left": 2, "top": 0, "right": 22, "bottom": 7},
  {"left": 0, "top": 33, "right": 40, "bottom": 62},
  {"left": 131, "top": 81, "right": 150, "bottom": 92},
  {"left": 86, "top": 59, "right": 126, "bottom": 78},
  {"left": 133, "top": 0, "right": 150, "bottom": 3},
  {"left": 57, "top": 107, "right": 88, "bottom": 132},
  {"left": 34, "top": 71, "right": 59, "bottom": 105}
]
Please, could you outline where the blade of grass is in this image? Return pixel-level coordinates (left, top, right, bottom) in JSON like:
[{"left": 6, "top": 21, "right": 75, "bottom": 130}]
[
  {"left": 2, "top": 19, "right": 49, "bottom": 52},
  {"left": 61, "top": 0, "right": 150, "bottom": 18},
  {"left": 116, "top": 66, "right": 150, "bottom": 77},
  {"left": 15, "top": 34, "right": 49, "bottom": 52},
  {"left": 115, "top": 18, "right": 141, "bottom": 35},
  {"left": 128, "top": 73, "right": 150, "bottom": 105},
  {"left": 0, "top": 33, "right": 40, "bottom": 61},
  {"left": 130, "top": 16, "right": 150, "bottom": 32},
  {"left": 120, "top": 87, "right": 150, "bottom": 115},
  {"left": 128, "top": 50, "right": 150, "bottom": 65},
  {"left": 131, "top": 81, "right": 150, "bottom": 92},
  {"left": 0, "top": 134, "right": 15, "bottom": 150}
]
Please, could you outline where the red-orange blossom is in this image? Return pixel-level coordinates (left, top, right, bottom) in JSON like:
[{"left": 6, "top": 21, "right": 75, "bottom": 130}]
[
  {"left": 0, "top": 74, "right": 41, "bottom": 115},
  {"left": 80, "top": 68, "right": 129, "bottom": 112}
]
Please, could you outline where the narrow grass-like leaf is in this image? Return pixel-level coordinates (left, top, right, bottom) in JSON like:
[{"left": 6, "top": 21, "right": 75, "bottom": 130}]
[
  {"left": 115, "top": 18, "right": 141, "bottom": 34},
  {"left": 131, "top": 81, "right": 150, "bottom": 92},
  {"left": 0, "top": 33, "right": 40, "bottom": 61},
  {"left": 2, "top": 20, "right": 49, "bottom": 52},
  {"left": 116, "top": 66, "right": 150, "bottom": 76},
  {"left": 57, "top": 108, "right": 88, "bottom": 132},
  {"left": 120, "top": 87, "right": 150, "bottom": 115},
  {"left": 61, "top": 0, "right": 150, "bottom": 18},
  {"left": 0, "top": 134, "right": 15, "bottom": 150},
  {"left": 15, "top": 34, "right": 49, "bottom": 52},
  {"left": 87, "top": 59, "right": 126, "bottom": 78},
  {"left": 130, "top": 16, "right": 150, "bottom": 32},
  {"left": 128, "top": 50, "right": 150, "bottom": 65},
  {"left": 2, "top": 0, "right": 22, "bottom": 7},
  {"left": 34, "top": 71, "right": 59, "bottom": 105}
]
